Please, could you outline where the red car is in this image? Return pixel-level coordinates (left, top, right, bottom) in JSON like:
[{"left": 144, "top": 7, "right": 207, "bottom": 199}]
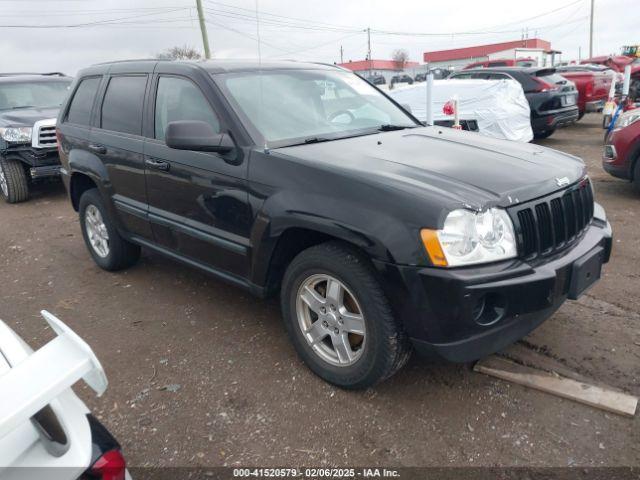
[
  {"left": 603, "top": 108, "right": 640, "bottom": 192},
  {"left": 463, "top": 57, "right": 536, "bottom": 69},
  {"left": 555, "top": 66, "right": 613, "bottom": 119}
]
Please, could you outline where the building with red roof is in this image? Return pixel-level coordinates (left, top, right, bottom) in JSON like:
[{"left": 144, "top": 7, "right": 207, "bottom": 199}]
[{"left": 423, "top": 38, "right": 560, "bottom": 69}]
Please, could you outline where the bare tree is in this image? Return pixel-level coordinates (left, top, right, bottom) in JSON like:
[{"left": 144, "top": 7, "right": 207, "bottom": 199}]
[
  {"left": 156, "top": 45, "right": 202, "bottom": 61},
  {"left": 392, "top": 49, "right": 410, "bottom": 71}
]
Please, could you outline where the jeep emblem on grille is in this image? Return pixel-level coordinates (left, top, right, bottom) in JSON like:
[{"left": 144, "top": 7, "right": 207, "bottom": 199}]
[{"left": 555, "top": 177, "right": 570, "bottom": 187}]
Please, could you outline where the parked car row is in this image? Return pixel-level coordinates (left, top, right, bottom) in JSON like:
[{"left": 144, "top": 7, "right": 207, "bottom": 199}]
[{"left": 363, "top": 68, "right": 451, "bottom": 87}]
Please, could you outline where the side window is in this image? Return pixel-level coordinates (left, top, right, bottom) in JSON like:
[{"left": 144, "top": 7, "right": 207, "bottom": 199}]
[
  {"left": 154, "top": 76, "right": 220, "bottom": 141},
  {"left": 66, "top": 77, "right": 100, "bottom": 126},
  {"left": 101, "top": 75, "right": 147, "bottom": 135}
]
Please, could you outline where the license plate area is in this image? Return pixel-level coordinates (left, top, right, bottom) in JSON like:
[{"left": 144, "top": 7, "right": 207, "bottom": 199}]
[
  {"left": 568, "top": 247, "right": 604, "bottom": 300},
  {"left": 563, "top": 95, "right": 576, "bottom": 106}
]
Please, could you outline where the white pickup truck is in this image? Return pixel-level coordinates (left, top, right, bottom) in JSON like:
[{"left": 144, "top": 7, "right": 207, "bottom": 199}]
[{"left": 0, "top": 311, "right": 130, "bottom": 480}]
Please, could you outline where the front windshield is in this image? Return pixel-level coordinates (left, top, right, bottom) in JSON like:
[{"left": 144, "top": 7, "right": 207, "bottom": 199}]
[
  {"left": 217, "top": 69, "right": 418, "bottom": 146},
  {"left": 0, "top": 81, "right": 71, "bottom": 111}
]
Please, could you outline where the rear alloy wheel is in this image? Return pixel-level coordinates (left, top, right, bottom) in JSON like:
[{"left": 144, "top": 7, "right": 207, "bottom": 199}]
[
  {"left": 79, "top": 188, "right": 141, "bottom": 271},
  {"left": 281, "top": 241, "right": 411, "bottom": 389},
  {"left": 0, "top": 158, "right": 29, "bottom": 203}
]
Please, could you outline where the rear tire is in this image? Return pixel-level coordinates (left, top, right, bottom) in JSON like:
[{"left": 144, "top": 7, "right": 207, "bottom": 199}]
[
  {"left": 79, "top": 188, "right": 140, "bottom": 271},
  {"left": 280, "top": 241, "right": 412, "bottom": 389},
  {"left": 0, "top": 158, "right": 29, "bottom": 203},
  {"left": 632, "top": 159, "right": 640, "bottom": 196},
  {"left": 533, "top": 129, "right": 555, "bottom": 140}
]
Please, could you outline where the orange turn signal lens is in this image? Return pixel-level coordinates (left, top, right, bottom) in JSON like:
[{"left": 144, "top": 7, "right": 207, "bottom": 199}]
[{"left": 420, "top": 229, "right": 448, "bottom": 267}]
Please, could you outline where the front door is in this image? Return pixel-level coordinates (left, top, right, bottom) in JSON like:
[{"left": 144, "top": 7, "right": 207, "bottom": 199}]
[{"left": 143, "top": 74, "right": 252, "bottom": 280}]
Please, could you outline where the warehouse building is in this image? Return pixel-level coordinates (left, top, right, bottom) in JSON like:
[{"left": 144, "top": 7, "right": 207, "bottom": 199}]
[{"left": 423, "top": 38, "right": 561, "bottom": 70}]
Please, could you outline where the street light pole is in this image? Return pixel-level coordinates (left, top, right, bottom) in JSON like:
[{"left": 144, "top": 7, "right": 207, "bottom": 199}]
[
  {"left": 195, "top": 0, "right": 211, "bottom": 59},
  {"left": 367, "top": 27, "right": 372, "bottom": 75},
  {"left": 589, "top": 0, "right": 595, "bottom": 58}
]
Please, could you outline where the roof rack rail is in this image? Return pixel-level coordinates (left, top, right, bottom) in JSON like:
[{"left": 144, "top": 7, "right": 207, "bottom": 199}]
[{"left": 0, "top": 72, "right": 67, "bottom": 77}]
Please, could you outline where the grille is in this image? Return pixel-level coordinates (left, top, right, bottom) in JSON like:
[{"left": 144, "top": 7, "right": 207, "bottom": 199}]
[
  {"left": 509, "top": 178, "right": 594, "bottom": 260},
  {"left": 31, "top": 118, "right": 57, "bottom": 148}
]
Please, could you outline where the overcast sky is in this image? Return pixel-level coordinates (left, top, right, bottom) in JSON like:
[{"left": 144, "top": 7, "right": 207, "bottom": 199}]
[{"left": 0, "top": 0, "right": 636, "bottom": 75}]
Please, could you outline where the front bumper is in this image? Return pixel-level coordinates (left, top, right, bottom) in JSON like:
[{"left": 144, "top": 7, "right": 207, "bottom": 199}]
[
  {"left": 375, "top": 220, "right": 612, "bottom": 363},
  {"left": 29, "top": 164, "right": 61, "bottom": 179}
]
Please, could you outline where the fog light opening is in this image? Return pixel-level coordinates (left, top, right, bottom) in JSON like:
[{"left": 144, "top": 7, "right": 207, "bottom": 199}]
[{"left": 474, "top": 293, "right": 507, "bottom": 326}]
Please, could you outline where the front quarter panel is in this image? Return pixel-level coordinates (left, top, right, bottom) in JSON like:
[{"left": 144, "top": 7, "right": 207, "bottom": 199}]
[{"left": 247, "top": 149, "right": 441, "bottom": 286}]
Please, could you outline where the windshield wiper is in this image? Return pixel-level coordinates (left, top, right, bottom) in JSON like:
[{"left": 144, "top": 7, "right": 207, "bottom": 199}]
[
  {"left": 10, "top": 105, "right": 36, "bottom": 110},
  {"left": 378, "top": 124, "right": 415, "bottom": 131}
]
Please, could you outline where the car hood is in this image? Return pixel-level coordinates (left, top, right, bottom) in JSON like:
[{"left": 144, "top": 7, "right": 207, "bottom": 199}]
[
  {"left": 0, "top": 106, "right": 60, "bottom": 127},
  {"left": 275, "top": 126, "right": 586, "bottom": 209}
]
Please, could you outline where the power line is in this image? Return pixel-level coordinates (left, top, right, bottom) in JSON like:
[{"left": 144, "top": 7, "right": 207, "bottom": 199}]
[{"left": 0, "top": 7, "right": 191, "bottom": 28}]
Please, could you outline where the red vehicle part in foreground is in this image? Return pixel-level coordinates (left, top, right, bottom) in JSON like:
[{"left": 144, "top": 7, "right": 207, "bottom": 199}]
[{"left": 603, "top": 109, "right": 640, "bottom": 190}]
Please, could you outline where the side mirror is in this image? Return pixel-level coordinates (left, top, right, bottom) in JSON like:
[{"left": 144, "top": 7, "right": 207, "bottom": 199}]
[{"left": 165, "top": 120, "right": 234, "bottom": 154}]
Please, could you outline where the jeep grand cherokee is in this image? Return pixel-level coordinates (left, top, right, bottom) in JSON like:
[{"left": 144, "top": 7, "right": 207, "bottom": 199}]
[{"left": 56, "top": 60, "right": 612, "bottom": 388}]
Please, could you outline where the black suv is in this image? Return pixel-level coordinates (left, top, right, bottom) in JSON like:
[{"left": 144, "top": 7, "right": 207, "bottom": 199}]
[
  {"left": 57, "top": 60, "right": 612, "bottom": 388},
  {"left": 449, "top": 67, "right": 579, "bottom": 139},
  {"left": 0, "top": 73, "right": 72, "bottom": 203},
  {"left": 390, "top": 74, "right": 413, "bottom": 86}
]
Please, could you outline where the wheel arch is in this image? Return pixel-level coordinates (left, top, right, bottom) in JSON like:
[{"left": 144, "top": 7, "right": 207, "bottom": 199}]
[
  {"left": 69, "top": 172, "right": 98, "bottom": 211},
  {"left": 67, "top": 148, "right": 110, "bottom": 211},
  {"left": 252, "top": 217, "right": 396, "bottom": 298}
]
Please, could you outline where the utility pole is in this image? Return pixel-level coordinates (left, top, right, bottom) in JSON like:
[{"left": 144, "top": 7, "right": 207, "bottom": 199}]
[
  {"left": 340, "top": 45, "right": 344, "bottom": 64},
  {"left": 195, "top": 0, "right": 211, "bottom": 59},
  {"left": 367, "top": 27, "right": 372, "bottom": 75},
  {"left": 589, "top": 0, "right": 595, "bottom": 58}
]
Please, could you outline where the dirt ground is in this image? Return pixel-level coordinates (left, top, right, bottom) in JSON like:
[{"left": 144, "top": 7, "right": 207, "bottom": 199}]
[{"left": 0, "top": 113, "right": 638, "bottom": 468}]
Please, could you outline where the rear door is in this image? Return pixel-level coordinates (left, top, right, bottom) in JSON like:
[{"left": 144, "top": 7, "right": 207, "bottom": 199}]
[
  {"left": 59, "top": 75, "right": 103, "bottom": 173},
  {"left": 90, "top": 64, "right": 153, "bottom": 240},
  {"left": 143, "top": 67, "right": 251, "bottom": 280}
]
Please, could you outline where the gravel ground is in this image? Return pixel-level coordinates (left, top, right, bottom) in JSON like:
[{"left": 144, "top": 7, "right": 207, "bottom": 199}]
[{"left": 0, "top": 113, "right": 638, "bottom": 468}]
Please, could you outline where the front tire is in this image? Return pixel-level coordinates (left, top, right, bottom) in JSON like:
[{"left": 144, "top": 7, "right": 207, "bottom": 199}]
[
  {"left": 632, "top": 159, "right": 640, "bottom": 196},
  {"left": 79, "top": 188, "right": 140, "bottom": 271},
  {"left": 0, "top": 158, "right": 29, "bottom": 203},
  {"left": 280, "top": 242, "right": 411, "bottom": 389}
]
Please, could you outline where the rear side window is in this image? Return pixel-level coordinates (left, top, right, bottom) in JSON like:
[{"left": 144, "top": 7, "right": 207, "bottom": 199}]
[
  {"left": 101, "top": 75, "right": 147, "bottom": 135},
  {"left": 66, "top": 77, "right": 100, "bottom": 126},
  {"left": 154, "top": 76, "right": 220, "bottom": 141}
]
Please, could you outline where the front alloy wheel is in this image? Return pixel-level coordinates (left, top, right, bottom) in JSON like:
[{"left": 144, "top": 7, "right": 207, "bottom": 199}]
[{"left": 296, "top": 274, "right": 366, "bottom": 366}]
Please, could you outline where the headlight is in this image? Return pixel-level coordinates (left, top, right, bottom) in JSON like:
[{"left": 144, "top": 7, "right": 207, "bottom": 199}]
[
  {"left": 421, "top": 208, "right": 517, "bottom": 267},
  {"left": 614, "top": 110, "right": 640, "bottom": 130},
  {"left": 0, "top": 126, "right": 32, "bottom": 143}
]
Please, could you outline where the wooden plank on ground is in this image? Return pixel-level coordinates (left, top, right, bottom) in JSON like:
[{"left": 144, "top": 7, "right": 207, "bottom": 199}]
[{"left": 474, "top": 356, "right": 638, "bottom": 418}]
